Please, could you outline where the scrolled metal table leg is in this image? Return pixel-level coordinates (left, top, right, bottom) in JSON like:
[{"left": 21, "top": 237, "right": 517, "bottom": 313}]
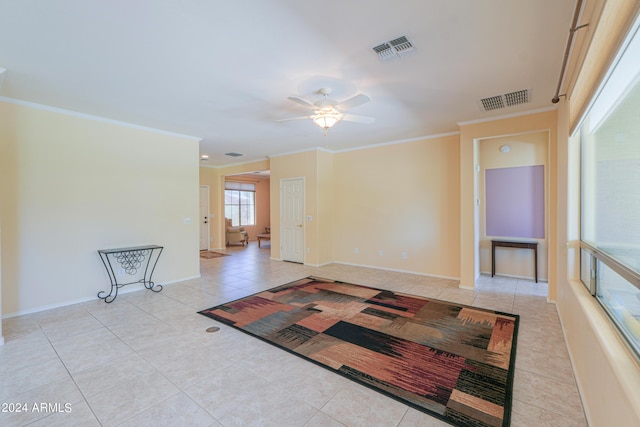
[{"left": 97, "top": 286, "right": 118, "bottom": 303}]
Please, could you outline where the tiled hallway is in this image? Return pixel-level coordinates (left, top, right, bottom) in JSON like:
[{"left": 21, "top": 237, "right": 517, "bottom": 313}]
[{"left": 0, "top": 244, "right": 587, "bottom": 426}]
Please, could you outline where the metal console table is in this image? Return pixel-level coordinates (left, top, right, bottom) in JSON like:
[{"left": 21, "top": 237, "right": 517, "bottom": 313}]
[{"left": 97, "top": 245, "right": 163, "bottom": 303}]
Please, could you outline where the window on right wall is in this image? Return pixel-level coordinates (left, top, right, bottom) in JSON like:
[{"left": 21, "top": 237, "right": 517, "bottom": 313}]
[{"left": 577, "top": 14, "right": 640, "bottom": 360}]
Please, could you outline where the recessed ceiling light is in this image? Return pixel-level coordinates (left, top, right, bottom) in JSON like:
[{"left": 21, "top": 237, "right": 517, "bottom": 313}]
[{"left": 200, "top": 154, "right": 209, "bottom": 160}]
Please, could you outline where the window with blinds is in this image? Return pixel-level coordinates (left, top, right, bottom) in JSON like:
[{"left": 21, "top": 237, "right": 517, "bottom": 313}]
[{"left": 225, "top": 181, "right": 256, "bottom": 227}]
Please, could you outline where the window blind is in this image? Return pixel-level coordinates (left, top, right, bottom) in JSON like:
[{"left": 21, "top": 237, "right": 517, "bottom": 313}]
[{"left": 225, "top": 181, "right": 255, "bottom": 192}]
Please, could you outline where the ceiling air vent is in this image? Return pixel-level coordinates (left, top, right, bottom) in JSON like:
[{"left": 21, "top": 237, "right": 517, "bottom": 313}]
[
  {"left": 480, "top": 95, "right": 505, "bottom": 111},
  {"left": 225, "top": 152, "right": 243, "bottom": 157},
  {"left": 372, "top": 42, "right": 395, "bottom": 62},
  {"left": 480, "top": 89, "right": 530, "bottom": 112},
  {"left": 373, "top": 35, "right": 415, "bottom": 62},
  {"left": 504, "top": 89, "right": 529, "bottom": 106}
]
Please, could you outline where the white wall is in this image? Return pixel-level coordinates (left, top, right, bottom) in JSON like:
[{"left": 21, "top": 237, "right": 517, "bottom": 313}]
[{"left": 0, "top": 100, "right": 201, "bottom": 316}]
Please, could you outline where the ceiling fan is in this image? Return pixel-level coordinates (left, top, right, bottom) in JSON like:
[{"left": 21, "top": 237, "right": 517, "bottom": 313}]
[{"left": 277, "top": 88, "right": 375, "bottom": 133}]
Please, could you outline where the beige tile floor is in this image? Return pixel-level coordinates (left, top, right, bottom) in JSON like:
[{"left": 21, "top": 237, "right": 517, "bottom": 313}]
[{"left": 0, "top": 244, "right": 588, "bottom": 426}]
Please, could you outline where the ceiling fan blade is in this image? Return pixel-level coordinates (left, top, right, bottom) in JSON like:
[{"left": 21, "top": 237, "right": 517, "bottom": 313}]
[
  {"left": 287, "top": 96, "right": 317, "bottom": 109},
  {"left": 341, "top": 113, "right": 375, "bottom": 124},
  {"left": 276, "top": 115, "right": 313, "bottom": 122},
  {"left": 336, "top": 94, "right": 370, "bottom": 110}
]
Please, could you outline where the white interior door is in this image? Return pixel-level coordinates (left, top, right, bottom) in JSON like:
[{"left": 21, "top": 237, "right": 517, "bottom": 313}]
[
  {"left": 280, "top": 178, "right": 304, "bottom": 263},
  {"left": 199, "top": 186, "right": 210, "bottom": 250}
]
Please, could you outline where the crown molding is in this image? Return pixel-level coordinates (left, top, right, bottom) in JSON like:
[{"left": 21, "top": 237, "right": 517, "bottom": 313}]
[
  {"left": 332, "top": 131, "right": 461, "bottom": 154},
  {"left": 0, "top": 96, "right": 202, "bottom": 142},
  {"left": 457, "top": 106, "right": 558, "bottom": 127}
]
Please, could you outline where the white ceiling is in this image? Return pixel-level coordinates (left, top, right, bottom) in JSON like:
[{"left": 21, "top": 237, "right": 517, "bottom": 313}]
[{"left": 0, "top": 0, "right": 576, "bottom": 167}]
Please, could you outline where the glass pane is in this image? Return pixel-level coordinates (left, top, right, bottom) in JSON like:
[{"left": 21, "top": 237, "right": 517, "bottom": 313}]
[
  {"left": 579, "top": 26, "right": 640, "bottom": 275},
  {"left": 580, "top": 127, "right": 597, "bottom": 246},
  {"left": 240, "top": 191, "right": 252, "bottom": 204},
  {"left": 596, "top": 261, "right": 640, "bottom": 357},
  {"left": 228, "top": 206, "right": 239, "bottom": 226},
  {"left": 231, "top": 191, "right": 240, "bottom": 204},
  {"left": 244, "top": 205, "right": 256, "bottom": 225},
  {"left": 580, "top": 249, "right": 594, "bottom": 292},
  {"left": 240, "top": 205, "right": 248, "bottom": 226},
  {"left": 224, "top": 190, "right": 234, "bottom": 204}
]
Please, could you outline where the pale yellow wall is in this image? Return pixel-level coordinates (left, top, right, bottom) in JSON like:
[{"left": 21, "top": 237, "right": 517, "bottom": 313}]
[
  {"left": 478, "top": 132, "right": 549, "bottom": 281},
  {"left": 254, "top": 178, "right": 271, "bottom": 239},
  {"left": 0, "top": 101, "right": 200, "bottom": 315},
  {"left": 268, "top": 139, "right": 459, "bottom": 277},
  {"left": 459, "top": 110, "right": 558, "bottom": 295},
  {"left": 333, "top": 135, "right": 460, "bottom": 278},
  {"left": 316, "top": 149, "right": 334, "bottom": 266},
  {"left": 269, "top": 150, "right": 318, "bottom": 264}
]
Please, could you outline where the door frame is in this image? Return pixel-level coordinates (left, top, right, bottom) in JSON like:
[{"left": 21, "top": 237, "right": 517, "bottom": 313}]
[
  {"left": 279, "top": 177, "right": 305, "bottom": 264},
  {"left": 199, "top": 185, "right": 210, "bottom": 251}
]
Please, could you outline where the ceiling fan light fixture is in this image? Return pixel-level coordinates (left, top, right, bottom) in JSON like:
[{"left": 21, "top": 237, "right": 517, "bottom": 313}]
[{"left": 313, "top": 113, "right": 343, "bottom": 129}]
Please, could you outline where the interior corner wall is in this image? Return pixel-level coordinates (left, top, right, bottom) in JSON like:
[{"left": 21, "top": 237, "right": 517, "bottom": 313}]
[{"left": 0, "top": 101, "right": 200, "bottom": 316}]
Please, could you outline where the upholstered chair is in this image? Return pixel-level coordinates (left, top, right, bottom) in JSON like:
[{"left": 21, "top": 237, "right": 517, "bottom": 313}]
[{"left": 225, "top": 218, "right": 248, "bottom": 246}]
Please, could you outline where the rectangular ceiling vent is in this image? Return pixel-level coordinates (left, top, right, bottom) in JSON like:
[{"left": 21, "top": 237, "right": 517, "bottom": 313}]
[
  {"left": 373, "top": 36, "right": 415, "bottom": 62},
  {"left": 480, "top": 95, "right": 505, "bottom": 111},
  {"left": 225, "top": 152, "right": 243, "bottom": 157},
  {"left": 480, "top": 89, "right": 530, "bottom": 112},
  {"left": 504, "top": 89, "right": 529, "bottom": 106}
]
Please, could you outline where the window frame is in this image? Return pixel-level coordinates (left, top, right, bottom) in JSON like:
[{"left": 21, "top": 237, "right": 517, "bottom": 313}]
[
  {"left": 576, "top": 14, "right": 640, "bottom": 361},
  {"left": 224, "top": 181, "right": 256, "bottom": 227}
]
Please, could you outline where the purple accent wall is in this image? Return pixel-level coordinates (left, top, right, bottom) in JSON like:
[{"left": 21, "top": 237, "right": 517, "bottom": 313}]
[{"left": 485, "top": 165, "right": 545, "bottom": 239}]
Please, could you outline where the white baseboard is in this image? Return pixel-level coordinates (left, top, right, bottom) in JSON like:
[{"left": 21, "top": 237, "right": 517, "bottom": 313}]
[
  {"left": 332, "top": 261, "right": 460, "bottom": 281},
  {"left": 2, "top": 274, "right": 202, "bottom": 319},
  {"left": 479, "top": 269, "right": 548, "bottom": 282}
]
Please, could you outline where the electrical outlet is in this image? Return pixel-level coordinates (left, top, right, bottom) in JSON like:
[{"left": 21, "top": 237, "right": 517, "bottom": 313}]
[
  {"left": 402, "top": 251, "right": 408, "bottom": 259},
  {"left": 378, "top": 250, "right": 384, "bottom": 256},
  {"left": 354, "top": 247, "right": 359, "bottom": 254}
]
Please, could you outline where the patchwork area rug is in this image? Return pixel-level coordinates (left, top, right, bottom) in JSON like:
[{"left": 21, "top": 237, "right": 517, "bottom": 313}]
[
  {"left": 200, "top": 251, "right": 229, "bottom": 259},
  {"left": 198, "top": 276, "right": 519, "bottom": 427}
]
